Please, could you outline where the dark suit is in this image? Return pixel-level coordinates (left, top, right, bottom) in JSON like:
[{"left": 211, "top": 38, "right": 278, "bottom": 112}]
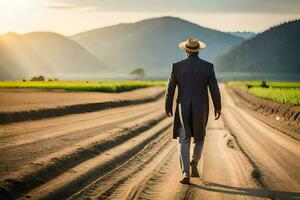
[{"left": 165, "top": 54, "right": 221, "bottom": 142}]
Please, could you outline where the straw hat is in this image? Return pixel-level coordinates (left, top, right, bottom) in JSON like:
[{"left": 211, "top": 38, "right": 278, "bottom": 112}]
[{"left": 179, "top": 38, "right": 206, "bottom": 52}]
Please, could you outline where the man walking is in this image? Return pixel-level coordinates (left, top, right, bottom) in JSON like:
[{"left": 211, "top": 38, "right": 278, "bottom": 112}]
[{"left": 165, "top": 38, "right": 222, "bottom": 184}]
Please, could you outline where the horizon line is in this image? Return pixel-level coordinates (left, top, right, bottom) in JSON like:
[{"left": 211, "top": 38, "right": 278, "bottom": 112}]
[{"left": 1, "top": 15, "right": 299, "bottom": 37}]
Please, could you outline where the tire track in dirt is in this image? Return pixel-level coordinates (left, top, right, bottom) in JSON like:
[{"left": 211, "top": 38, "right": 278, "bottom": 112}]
[
  {"left": 69, "top": 127, "right": 176, "bottom": 200},
  {"left": 1, "top": 114, "right": 167, "bottom": 199},
  {"left": 220, "top": 84, "right": 300, "bottom": 199},
  {"left": 0, "top": 100, "right": 169, "bottom": 199},
  {"left": 19, "top": 119, "right": 172, "bottom": 200},
  {"left": 224, "top": 107, "right": 300, "bottom": 190},
  {"left": 165, "top": 84, "right": 271, "bottom": 200},
  {"left": 126, "top": 146, "right": 179, "bottom": 200},
  {"left": 173, "top": 120, "right": 264, "bottom": 200},
  {"left": 0, "top": 99, "right": 163, "bottom": 178},
  {"left": 2, "top": 85, "right": 299, "bottom": 200}
]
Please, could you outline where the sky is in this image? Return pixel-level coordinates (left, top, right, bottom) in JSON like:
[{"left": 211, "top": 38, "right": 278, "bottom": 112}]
[{"left": 0, "top": 0, "right": 299, "bottom": 36}]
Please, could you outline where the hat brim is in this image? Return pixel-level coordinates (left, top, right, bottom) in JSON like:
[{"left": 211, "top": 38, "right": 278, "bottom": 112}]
[{"left": 179, "top": 40, "right": 206, "bottom": 52}]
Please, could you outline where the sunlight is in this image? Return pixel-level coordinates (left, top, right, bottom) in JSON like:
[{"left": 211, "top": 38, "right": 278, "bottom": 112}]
[{"left": 0, "top": 0, "right": 46, "bottom": 17}]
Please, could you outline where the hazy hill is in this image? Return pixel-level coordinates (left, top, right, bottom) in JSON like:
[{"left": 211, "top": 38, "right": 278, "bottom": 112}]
[
  {"left": 216, "top": 20, "right": 300, "bottom": 75},
  {"left": 0, "top": 33, "right": 48, "bottom": 80},
  {"left": 72, "top": 16, "right": 243, "bottom": 77},
  {"left": 23, "top": 32, "right": 107, "bottom": 74},
  {"left": 0, "top": 32, "right": 106, "bottom": 80},
  {"left": 228, "top": 31, "right": 255, "bottom": 39}
]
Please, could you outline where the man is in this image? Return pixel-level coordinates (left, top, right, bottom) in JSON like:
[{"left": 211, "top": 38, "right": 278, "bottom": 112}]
[{"left": 165, "top": 38, "right": 222, "bottom": 184}]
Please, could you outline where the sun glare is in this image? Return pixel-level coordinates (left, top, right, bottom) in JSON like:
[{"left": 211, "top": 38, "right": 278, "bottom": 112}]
[{"left": 0, "top": 0, "right": 45, "bottom": 17}]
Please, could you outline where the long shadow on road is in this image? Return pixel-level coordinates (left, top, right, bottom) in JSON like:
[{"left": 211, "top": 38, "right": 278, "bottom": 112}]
[{"left": 189, "top": 181, "right": 300, "bottom": 200}]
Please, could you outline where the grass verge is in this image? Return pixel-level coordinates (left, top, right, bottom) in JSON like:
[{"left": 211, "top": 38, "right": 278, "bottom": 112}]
[{"left": 0, "top": 80, "right": 167, "bottom": 93}]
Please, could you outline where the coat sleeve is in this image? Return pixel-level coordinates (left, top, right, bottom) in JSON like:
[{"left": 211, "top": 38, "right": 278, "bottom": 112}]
[
  {"left": 208, "top": 64, "right": 222, "bottom": 111},
  {"left": 165, "top": 63, "right": 177, "bottom": 113}
]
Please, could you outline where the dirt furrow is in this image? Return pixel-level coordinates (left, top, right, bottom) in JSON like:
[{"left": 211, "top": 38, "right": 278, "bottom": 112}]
[
  {"left": 223, "top": 107, "right": 300, "bottom": 191},
  {"left": 19, "top": 118, "right": 172, "bottom": 200},
  {"left": 0, "top": 88, "right": 165, "bottom": 124},
  {"left": 220, "top": 84, "right": 300, "bottom": 199},
  {"left": 0, "top": 99, "right": 163, "bottom": 179},
  {"left": 124, "top": 114, "right": 259, "bottom": 200},
  {"left": 0, "top": 114, "right": 167, "bottom": 199},
  {"left": 69, "top": 127, "right": 175, "bottom": 200},
  {"left": 0, "top": 99, "right": 163, "bottom": 148},
  {"left": 1, "top": 84, "right": 299, "bottom": 200},
  {"left": 226, "top": 86, "right": 300, "bottom": 141}
]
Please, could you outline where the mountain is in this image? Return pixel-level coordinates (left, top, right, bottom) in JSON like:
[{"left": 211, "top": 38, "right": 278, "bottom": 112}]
[
  {"left": 23, "top": 32, "right": 107, "bottom": 74},
  {"left": 72, "top": 16, "right": 244, "bottom": 77},
  {"left": 228, "top": 31, "right": 255, "bottom": 39},
  {"left": 0, "top": 32, "right": 106, "bottom": 80},
  {"left": 0, "top": 32, "right": 48, "bottom": 80},
  {"left": 216, "top": 20, "right": 300, "bottom": 76}
]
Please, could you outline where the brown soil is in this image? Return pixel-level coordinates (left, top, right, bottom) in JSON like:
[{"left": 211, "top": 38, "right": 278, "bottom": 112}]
[
  {"left": 228, "top": 85, "right": 300, "bottom": 140},
  {"left": 0, "top": 84, "right": 299, "bottom": 200},
  {"left": 0, "top": 87, "right": 165, "bottom": 124}
]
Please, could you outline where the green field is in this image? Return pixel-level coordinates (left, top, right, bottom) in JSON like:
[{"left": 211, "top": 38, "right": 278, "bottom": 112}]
[
  {"left": 227, "top": 81, "right": 300, "bottom": 88},
  {"left": 0, "top": 81, "right": 167, "bottom": 93},
  {"left": 227, "top": 81, "right": 300, "bottom": 106}
]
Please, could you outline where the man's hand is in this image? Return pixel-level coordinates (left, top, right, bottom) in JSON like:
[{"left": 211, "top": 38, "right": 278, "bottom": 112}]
[
  {"left": 166, "top": 110, "right": 173, "bottom": 117},
  {"left": 214, "top": 110, "right": 221, "bottom": 120}
]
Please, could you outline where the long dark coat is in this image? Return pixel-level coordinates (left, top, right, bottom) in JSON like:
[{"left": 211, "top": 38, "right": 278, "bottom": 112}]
[{"left": 165, "top": 54, "right": 221, "bottom": 142}]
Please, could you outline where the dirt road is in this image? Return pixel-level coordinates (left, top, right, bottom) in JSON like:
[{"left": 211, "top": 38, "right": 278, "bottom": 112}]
[{"left": 0, "top": 85, "right": 299, "bottom": 200}]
